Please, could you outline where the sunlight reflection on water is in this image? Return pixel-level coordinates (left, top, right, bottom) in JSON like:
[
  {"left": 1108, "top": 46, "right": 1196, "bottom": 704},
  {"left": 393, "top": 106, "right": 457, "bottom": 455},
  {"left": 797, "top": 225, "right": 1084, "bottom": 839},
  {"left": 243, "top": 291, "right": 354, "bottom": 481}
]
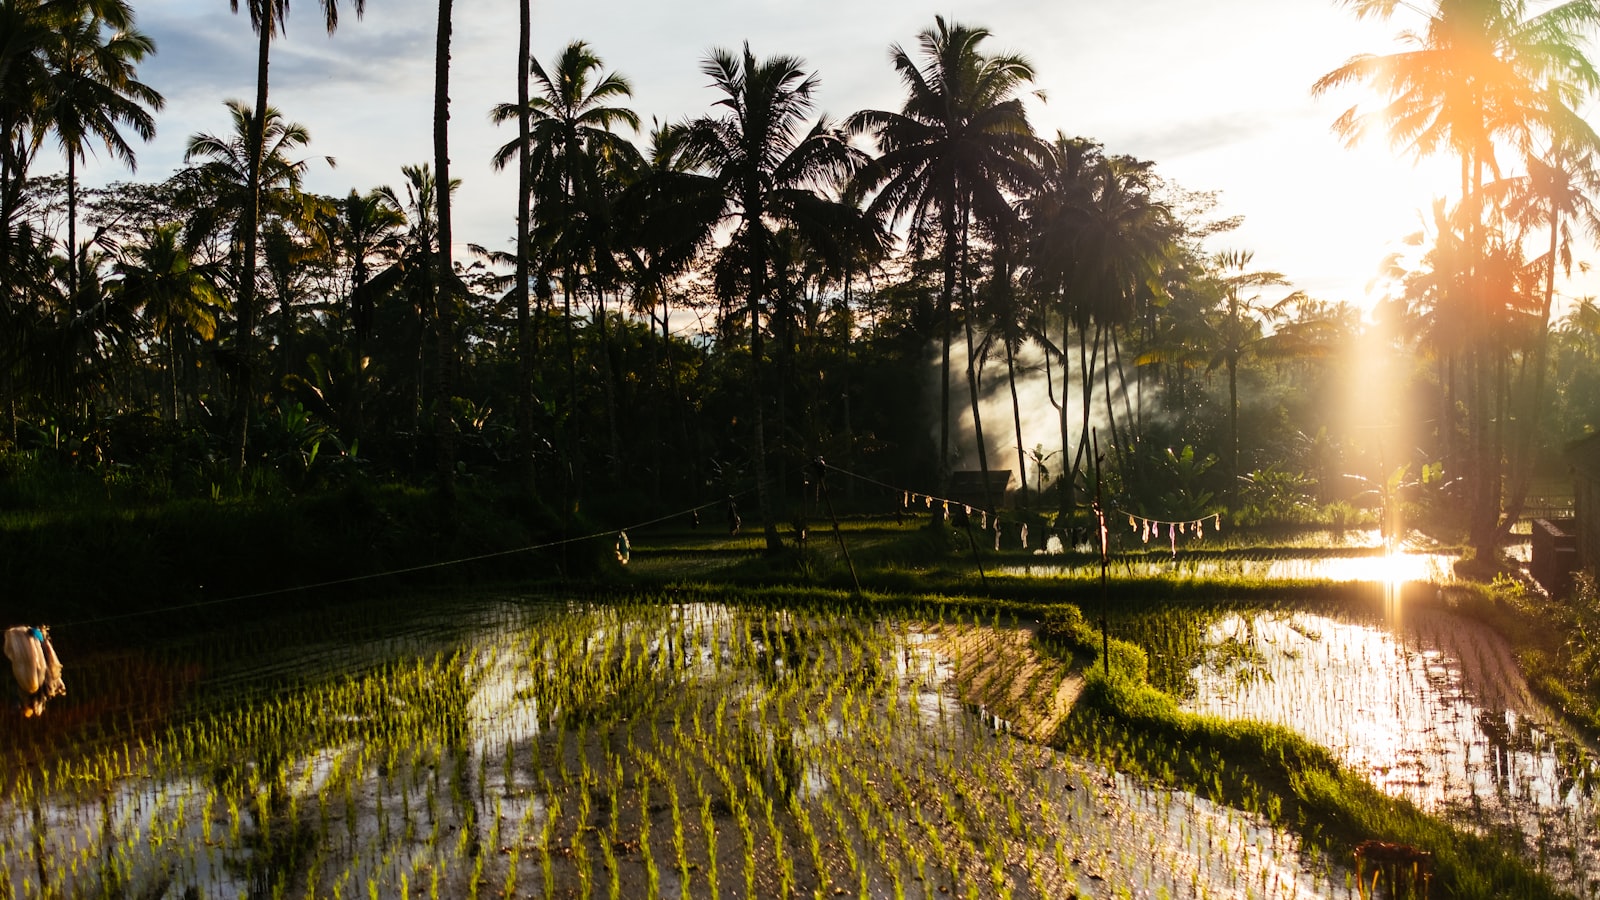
[{"left": 1185, "top": 609, "right": 1600, "bottom": 895}]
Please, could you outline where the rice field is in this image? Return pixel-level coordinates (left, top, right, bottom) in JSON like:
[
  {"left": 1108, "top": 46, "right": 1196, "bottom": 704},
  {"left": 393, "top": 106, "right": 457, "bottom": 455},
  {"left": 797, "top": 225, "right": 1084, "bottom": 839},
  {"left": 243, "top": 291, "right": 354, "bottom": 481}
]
[
  {"left": 1116, "top": 600, "right": 1600, "bottom": 898},
  {"left": 0, "top": 592, "right": 1363, "bottom": 899}
]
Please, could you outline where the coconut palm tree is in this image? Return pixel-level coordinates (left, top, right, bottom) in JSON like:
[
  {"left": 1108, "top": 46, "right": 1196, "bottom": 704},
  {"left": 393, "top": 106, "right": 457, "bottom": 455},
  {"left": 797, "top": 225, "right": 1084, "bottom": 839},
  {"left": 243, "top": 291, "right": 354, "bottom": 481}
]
[
  {"left": 227, "top": 0, "right": 368, "bottom": 474},
  {"left": 374, "top": 162, "right": 455, "bottom": 446},
  {"left": 431, "top": 0, "right": 459, "bottom": 497},
  {"left": 850, "top": 16, "right": 1041, "bottom": 500},
  {"left": 1488, "top": 139, "right": 1600, "bottom": 531},
  {"left": 1182, "top": 251, "right": 1308, "bottom": 502},
  {"left": 492, "top": 43, "right": 639, "bottom": 446},
  {"left": 111, "top": 221, "right": 223, "bottom": 422},
  {"left": 182, "top": 100, "right": 331, "bottom": 302},
  {"left": 34, "top": 4, "right": 161, "bottom": 297},
  {"left": 1315, "top": 0, "right": 1600, "bottom": 554},
  {"left": 321, "top": 188, "right": 405, "bottom": 348},
  {"left": 1022, "top": 134, "right": 1103, "bottom": 518},
  {"left": 685, "top": 43, "right": 869, "bottom": 553},
  {"left": 1314, "top": 0, "right": 1600, "bottom": 200}
]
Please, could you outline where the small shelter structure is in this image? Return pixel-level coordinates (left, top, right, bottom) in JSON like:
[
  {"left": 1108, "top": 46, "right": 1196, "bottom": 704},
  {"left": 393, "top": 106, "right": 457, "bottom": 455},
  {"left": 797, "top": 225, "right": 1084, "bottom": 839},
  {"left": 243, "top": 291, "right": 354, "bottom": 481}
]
[
  {"left": 1561, "top": 432, "right": 1600, "bottom": 587},
  {"left": 948, "top": 469, "right": 1014, "bottom": 513}
]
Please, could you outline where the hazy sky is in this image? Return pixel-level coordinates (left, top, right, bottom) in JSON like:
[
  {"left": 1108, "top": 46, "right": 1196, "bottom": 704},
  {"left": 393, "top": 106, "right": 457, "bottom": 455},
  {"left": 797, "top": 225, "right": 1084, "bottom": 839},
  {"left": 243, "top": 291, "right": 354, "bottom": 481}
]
[{"left": 68, "top": 0, "right": 1496, "bottom": 310}]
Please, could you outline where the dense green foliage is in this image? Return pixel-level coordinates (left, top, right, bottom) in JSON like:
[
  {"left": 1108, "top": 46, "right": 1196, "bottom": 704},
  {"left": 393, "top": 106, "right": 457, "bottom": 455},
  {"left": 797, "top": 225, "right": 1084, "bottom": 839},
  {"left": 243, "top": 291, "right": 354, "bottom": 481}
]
[{"left": 2, "top": 1, "right": 1600, "bottom": 559}]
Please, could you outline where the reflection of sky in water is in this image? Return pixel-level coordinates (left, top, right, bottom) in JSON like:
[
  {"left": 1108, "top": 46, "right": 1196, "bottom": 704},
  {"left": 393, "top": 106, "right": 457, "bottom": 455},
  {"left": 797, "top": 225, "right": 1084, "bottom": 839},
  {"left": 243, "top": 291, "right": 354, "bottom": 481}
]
[
  {"left": 1, "top": 600, "right": 1360, "bottom": 899},
  {"left": 1003, "top": 551, "right": 1457, "bottom": 583},
  {"left": 1184, "top": 609, "right": 1600, "bottom": 895}
]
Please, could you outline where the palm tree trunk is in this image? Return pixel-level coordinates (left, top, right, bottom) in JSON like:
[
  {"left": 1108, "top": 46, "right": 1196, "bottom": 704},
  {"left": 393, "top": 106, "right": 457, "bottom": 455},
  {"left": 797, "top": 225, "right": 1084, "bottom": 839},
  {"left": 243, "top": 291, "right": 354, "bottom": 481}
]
[
  {"left": 937, "top": 197, "right": 956, "bottom": 502},
  {"left": 1100, "top": 324, "right": 1126, "bottom": 475},
  {"left": 563, "top": 267, "right": 580, "bottom": 498},
  {"left": 1227, "top": 353, "right": 1239, "bottom": 507},
  {"left": 66, "top": 154, "right": 78, "bottom": 298},
  {"left": 662, "top": 295, "right": 695, "bottom": 493},
  {"left": 1498, "top": 212, "right": 1562, "bottom": 538},
  {"left": 957, "top": 205, "right": 994, "bottom": 515},
  {"left": 596, "top": 290, "right": 623, "bottom": 486},
  {"left": 515, "top": 0, "right": 534, "bottom": 490},
  {"left": 168, "top": 333, "right": 180, "bottom": 423},
  {"left": 433, "top": 0, "right": 457, "bottom": 503},
  {"left": 1057, "top": 304, "right": 1073, "bottom": 524},
  {"left": 1005, "top": 339, "right": 1027, "bottom": 507},
  {"left": 236, "top": 13, "right": 272, "bottom": 476},
  {"left": 1111, "top": 325, "right": 1139, "bottom": 492},
  {"left": 751, "top": 277, "right": 782, "bottom": 554}
]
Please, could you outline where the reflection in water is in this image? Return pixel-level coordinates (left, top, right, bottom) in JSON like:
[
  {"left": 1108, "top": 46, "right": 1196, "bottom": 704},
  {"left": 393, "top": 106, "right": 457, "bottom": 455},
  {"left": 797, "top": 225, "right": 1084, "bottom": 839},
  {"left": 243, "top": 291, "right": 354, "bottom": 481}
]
[
  {"left": 1184, "top": 608, "right": 1600, "bottom": 896},
  {"left": 2, "top": 597, "right": 1356, "bottom": 899},
  {"left": 1002, "top": 549, "right": 1458, "bottom": 583}
]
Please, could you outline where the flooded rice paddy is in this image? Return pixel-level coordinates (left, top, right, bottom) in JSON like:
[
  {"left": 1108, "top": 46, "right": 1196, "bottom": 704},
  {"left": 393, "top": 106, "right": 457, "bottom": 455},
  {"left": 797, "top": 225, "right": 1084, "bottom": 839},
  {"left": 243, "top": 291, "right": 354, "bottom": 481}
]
[
  {"left": 1179, "top": 604, "right": 1600, "bottom": 896},
  {"left": 1003, "top": 547, "right": 1457, "bottom": 584},
  {"left": 0, "top": 593, "right": 1364, "bottom": 899}
]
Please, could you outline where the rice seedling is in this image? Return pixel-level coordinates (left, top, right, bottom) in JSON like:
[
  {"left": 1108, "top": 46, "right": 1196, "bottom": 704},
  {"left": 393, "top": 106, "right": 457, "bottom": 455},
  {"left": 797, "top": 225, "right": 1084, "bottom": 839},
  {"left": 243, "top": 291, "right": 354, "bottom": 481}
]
[{"left": 9, "top": 582, "right": 1561, "bottom": 898}]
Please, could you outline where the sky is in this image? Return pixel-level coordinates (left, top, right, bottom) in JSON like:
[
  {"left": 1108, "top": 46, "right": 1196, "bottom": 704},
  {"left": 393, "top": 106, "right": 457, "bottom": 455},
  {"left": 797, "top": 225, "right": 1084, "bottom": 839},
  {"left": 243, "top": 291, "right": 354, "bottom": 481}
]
[{"left": 64, "top": 0, "right": 1515, "bottom": 313}]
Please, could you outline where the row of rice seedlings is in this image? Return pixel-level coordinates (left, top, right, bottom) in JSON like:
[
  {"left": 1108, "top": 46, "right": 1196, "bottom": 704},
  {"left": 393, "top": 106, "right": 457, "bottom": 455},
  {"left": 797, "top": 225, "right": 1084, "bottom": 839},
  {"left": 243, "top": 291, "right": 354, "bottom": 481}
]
[
  {"left": 3, "top": 594, "right": 1364, "bottom": 899},
  {"left": 1170, "top": 605, "right": 1600, "bottom": 894}
]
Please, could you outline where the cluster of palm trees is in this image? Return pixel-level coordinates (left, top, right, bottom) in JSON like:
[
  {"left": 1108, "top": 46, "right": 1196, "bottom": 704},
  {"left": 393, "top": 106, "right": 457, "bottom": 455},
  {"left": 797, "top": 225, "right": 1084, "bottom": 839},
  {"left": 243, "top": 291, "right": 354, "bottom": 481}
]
[
  {"left": 1317, "top": 0, "right": 1600, "bottom": 558},
  {"left": 4, "top": 1, "right": 1600, "bottom": 555}
]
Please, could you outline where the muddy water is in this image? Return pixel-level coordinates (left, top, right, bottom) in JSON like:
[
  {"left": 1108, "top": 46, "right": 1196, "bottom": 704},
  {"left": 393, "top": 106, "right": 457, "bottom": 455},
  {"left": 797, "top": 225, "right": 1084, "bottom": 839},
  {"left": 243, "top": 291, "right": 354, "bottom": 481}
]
[
  {"left": 1, "top": 594, "right": 1353, "bottom": 899},
  {"left": 1184, "top": 606, "right": 1600, "bottom": 897}
]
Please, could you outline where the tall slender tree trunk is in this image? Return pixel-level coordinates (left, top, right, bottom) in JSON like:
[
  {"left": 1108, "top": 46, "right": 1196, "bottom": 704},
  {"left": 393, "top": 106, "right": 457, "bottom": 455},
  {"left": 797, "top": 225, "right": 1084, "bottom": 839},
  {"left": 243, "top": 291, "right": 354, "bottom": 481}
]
[
  {"left": 1005, "top": 339, "right": 1027, "bottom": 507},
  {"left": 1499, "top": 211, "right": 1562, "bottom": 538},
  {"left": 1227, "top": 353, "right": 1239, "bottom": 507},
  {"left": 433, "top": 0, "right": 457, "bottom": 503},
  {"left": 936, "top": 191, "right": 956, "bottom": 500},
  {"left": 65, "top": 154, "right": 78, "bottom": 298},
  {"left": 563, "top": 268, "right": 580, "bottom": 500},
  {"left": 1111, "top": 325, "right": 1138, "bottom": 493},
  {"left": 662, "top": 297, "right": 695, "bottom": 495},
  {"left": 1057, "top": 304, "right": 1074, "bottom": 524},
  {"left": 515, "top": 0, "right": 534, "bottom": 490},
  {"left": 237, "top": 13, "right": 273, "bottom": 475},
  {"left": 958, "top": 207, "right": 994, "bottom": 515},
  {"left": 1100, "top": 325, "right": 1126, "bottom": 475},
  {"left": 596, "top": 291, "right": 623, "bottom": 486},
  {"left": 750, "top": 261, "right": 783, "bottom": 554}
]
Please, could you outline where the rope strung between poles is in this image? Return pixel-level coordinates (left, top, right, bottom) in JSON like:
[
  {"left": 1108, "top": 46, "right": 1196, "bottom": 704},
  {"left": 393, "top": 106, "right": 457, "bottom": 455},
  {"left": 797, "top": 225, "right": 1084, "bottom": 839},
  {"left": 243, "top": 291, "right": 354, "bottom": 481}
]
[
  {"left": 1112, "top": 507, "right": 1225, "bottom": 559},
  {"left": 57, "top": 492, "right": 751, "bottom": 628},
  {"left": 825, "top": 463, "right": 1222, "bottom": 559},
  {"left": 824, "top": 465, "right": 996, "bottom": 520}
]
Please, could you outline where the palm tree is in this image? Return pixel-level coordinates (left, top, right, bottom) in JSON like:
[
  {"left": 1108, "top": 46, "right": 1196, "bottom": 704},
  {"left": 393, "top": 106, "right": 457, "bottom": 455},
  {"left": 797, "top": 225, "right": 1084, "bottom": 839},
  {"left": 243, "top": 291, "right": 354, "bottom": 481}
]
[
  {"left": 432, "top": 0, "right": 457, "bottom": 499},
  {"left": 685, "top": 44, "right": 869, "bottom": 553},
  {"left": 1073, "top": 153, "right": 1176, "bottom": 484},
  {"left": 1314, "top": 0, "right": 1600, "bottom": 200},
  {"left": 0, "top": 0, "right": 63, "bottom": 294},
  {"left": 35, "top": 3, "right": 161, "bottom": 298},
  {"left": 1315, "top": 0, "right": 1600, "bottom": 553},
  {"left": 1489, "top": 139, "right": 1600, "bottom": 531},
  {"left": 850, "top": 16, "right": 1041, "bottom": 501},
  {"left": 375, "top": 162, "right": 456, "bottom": 446},
  {"left": 1186, "top": 251, "right": 1306, "bottom": 502},
  {"left": 183, "top": 102, "right": 329, "bottom": 288},
  {"left": 227, "top": 0, "right": 368, "bottom": 474},
  {"left": 111, "top": 221, "right": 223, "bottom": 422},
  {"left": 321, "top": 188, "right": 405, "bottom": 349},
  {"left": 613, "top": 121, "right": 724, "bottom": 493},
  {"left": 511, "top": 0, "right": 531, "bottom": 483},
  {"left": 492, "top": 40, "right": 640, "bottom": 487},
  {"left": 1022, "top": 134, "right": 1102, "bottom": 519},
  {"left": 491, "top": 40, "right": 640, "bottom": 488}
]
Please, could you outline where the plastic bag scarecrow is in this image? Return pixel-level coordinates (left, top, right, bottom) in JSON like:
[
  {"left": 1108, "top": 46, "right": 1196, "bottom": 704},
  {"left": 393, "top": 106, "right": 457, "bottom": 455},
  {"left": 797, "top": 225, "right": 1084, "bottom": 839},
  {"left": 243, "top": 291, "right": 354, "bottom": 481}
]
[{"left": 5, "top": 625, "right": 64, "bottom": 717}]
